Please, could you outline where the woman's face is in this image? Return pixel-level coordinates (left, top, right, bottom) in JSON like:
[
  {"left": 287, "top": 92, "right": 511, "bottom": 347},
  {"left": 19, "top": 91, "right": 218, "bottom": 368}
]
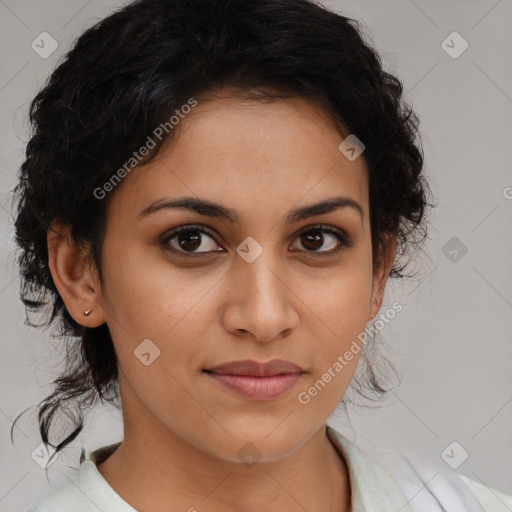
[{"left": 92, "top": 92, "right": 391, "bottom": 463}]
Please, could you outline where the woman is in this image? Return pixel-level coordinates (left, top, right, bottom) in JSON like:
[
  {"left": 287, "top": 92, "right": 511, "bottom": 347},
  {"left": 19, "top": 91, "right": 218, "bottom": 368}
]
[{"left": 12, "top": 0, "right": 511, "bottom": 510}]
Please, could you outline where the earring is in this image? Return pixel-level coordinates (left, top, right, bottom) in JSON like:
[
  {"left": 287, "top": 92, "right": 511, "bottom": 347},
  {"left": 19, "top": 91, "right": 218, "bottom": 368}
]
[{"left": 84, "top": 308, "right": 92, "bottom": 316}]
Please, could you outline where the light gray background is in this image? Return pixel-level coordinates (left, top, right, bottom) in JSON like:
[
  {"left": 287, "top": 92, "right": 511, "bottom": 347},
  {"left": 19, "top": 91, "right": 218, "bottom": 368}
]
[{"left": 1, "top": 1, "right": 511, "bottom": 510}]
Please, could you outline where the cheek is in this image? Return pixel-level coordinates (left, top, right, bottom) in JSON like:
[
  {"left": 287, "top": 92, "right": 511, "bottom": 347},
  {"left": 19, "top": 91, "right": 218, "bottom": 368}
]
[
  {"left": 101, "top": 238, "right": 219, "bottom": 337},
  {"left": 294, "top": 250, "right": 373, "bottom": 400},
  {"left": 298, "top": 250, "right": 373, "bottom": 339},
  {"left": 100, "top": 255, "right": 230, "bottom": 416}
]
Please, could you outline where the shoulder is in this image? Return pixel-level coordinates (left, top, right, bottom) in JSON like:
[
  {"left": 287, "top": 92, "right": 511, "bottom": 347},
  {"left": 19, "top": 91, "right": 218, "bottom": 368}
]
[
  {"left": 327, "top": 425, "right": 512, "bottom": 512},
  {"left": 379, "top": 448, "right": 512, "bottom": 512},
  {"left": 27, "top": 442, "right": 134, "bottom": 512},
  {"left": 460, "top": 474, "right": 512, "bottom": 512},
  {"left": 26, "top": 473, "right": 94, "bottom": 512}
]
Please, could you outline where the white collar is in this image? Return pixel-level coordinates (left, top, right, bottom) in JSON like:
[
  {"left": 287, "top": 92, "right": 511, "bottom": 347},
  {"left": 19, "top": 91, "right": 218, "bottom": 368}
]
[{"left": 325, "top": 425, "right": 415, "bottom": 511}]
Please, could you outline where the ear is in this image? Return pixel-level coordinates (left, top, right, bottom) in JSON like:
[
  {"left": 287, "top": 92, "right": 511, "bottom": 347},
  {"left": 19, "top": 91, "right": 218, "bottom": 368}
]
[
  {"left": 368, "top": 233, "right": 396, "bottom": 321},
  {"left": 47, "top": 220, "right": 106, "bottom": 327}
]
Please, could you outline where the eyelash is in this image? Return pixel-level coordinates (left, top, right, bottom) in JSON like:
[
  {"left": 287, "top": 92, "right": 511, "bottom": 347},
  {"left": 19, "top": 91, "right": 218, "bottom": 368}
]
[{"left": 160, "top": 224, "right": 352, "bottom": 257}]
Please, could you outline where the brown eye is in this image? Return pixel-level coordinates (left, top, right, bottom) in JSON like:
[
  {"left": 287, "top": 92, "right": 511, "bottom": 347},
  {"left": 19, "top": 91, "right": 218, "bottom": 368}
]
[
  {"left": 162, "top": 226, "right": 223, "bottom": 255},
  {"left": 176, "top": 230, "right": 203, "bottom": 252},
  {"left": 291, "top": 226, "right": 351, "bottom": 255}
]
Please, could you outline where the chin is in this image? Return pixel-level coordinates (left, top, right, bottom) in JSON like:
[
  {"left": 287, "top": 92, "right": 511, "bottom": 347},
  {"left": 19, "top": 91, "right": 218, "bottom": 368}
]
[{"left": 198, "top": 422, "right": 313, "bottom": 465}]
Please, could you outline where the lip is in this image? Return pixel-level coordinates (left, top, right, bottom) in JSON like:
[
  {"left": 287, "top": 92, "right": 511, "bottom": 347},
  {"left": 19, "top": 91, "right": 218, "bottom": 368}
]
[
  {"left": 204, "top": 359, "right": 305, "bottom": 400},
  {"left": 206, "top": 359, "right": 305, "bottom": 377}
]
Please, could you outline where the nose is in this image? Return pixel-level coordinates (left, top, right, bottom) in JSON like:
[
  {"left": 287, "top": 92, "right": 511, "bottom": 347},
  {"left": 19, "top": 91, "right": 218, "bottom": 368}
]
[{"left": 221, "top": 248, "right": 299, "bottom": 343}]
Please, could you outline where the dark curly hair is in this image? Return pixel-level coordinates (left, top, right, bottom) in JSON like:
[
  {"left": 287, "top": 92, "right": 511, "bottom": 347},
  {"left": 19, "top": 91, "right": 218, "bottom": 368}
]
[{"left": 11, "top": 0, "right": 432, "bottom": 461}]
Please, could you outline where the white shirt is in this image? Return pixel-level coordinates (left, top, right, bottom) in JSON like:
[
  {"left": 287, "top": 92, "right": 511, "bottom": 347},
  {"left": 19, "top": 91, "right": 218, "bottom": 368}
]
[{"left": 27, "top": 425, "right": 512, "bottom": 512}]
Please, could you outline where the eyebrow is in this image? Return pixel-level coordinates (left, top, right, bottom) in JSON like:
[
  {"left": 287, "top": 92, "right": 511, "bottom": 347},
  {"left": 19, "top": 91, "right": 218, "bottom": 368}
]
[{"left": 136, "top": 195, "right": 363, "bottom": 224}]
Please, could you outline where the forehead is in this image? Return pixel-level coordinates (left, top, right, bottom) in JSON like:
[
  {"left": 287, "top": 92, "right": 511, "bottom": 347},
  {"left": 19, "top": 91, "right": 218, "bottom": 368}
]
[{"left": 107, "top": 95, "right": 369, "bottom": 226}]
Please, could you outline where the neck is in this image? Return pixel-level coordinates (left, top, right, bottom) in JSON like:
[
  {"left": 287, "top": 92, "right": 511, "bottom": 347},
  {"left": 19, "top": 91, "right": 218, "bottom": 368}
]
[{"left": 96, "top": 381, "right": 351, "bottom": 512}]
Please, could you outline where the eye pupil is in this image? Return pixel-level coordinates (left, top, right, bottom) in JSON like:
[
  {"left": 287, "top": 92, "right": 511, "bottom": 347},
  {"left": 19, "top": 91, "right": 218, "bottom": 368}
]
[
  {"left": 302, "top": 231, "right": 323, "bottom": 251},
  {"left": 178, "top": 231, "right": 202, "bottom": 251}
]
